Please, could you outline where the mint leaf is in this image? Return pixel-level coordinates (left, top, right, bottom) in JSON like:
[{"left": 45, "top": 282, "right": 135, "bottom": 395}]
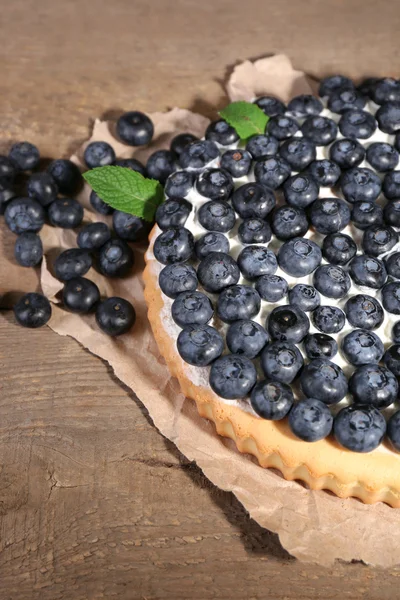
[
  {"left": 219, "top": 101, "right": 269, "bottom": 140},
  {"left": 83, "top": 166, "right": 163, "bottom": 222}
]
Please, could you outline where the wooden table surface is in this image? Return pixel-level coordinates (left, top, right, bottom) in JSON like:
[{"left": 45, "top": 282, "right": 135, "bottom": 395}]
[{"left": 1, "top": 1, "right": 400, "bottom": 598}]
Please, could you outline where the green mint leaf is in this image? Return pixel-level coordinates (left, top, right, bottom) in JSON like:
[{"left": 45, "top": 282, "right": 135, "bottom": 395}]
[
  {"left": 219, "top": 101, "right": 269, "bottom": 140},
  {"left": 83, "top": 166, "right": 163, "bottom": 222}
]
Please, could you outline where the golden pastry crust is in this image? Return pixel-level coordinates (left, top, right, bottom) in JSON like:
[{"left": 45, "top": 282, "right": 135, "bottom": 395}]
[{"left": 144, "top": 226, "right": 400, "bottom": 507}]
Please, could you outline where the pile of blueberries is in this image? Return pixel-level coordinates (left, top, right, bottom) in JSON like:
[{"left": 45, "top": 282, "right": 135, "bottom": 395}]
[
  {"left": 152, "top": 75, "right": 400, "bottom": 454},
  {"left": 1, "top": 110, "right": 191, "bottom": 336}
]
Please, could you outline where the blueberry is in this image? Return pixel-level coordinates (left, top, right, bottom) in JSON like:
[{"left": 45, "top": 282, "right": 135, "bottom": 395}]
[
  {"left": 198, "top": 200, "right": 236, "bottom": 233},
  {"left": 307, "top": 159, "right": 341, "bottom": 186},
  {"left": 387, "top": 410, "right": 400, "bottom": 452},
  {"left": 177, "top": 324, "right": 224, "bottom": 366},
  {"left": 310, "top": 197, "right": 351, "bottom": 234},
  {"left": 0, "top": 180, "right": 16, "bottom": 210},
  {"left": 63, "top": 276, "right": 100, "bottom": 313},
  {"left": 0, "top": 155, "right": 17, "bottom": 182},
  {"left": 366, "top": 142, "right": 399, "bottom": 172},
  {"left": 351, "top": 201, "right": 383, "bottom": 230},
  {"left": 383, "top": 344, "right": 400, "bottom": 376},
  {"left": 179, "top": 140, "right": 219, "bottom": 170},
  {"left": 195, "top": 232, "right": 229, "bottom": 260},
  {"left": 328, "top": 88, "right": 366, "bottom": 114},
  {"left": 164, "top": 170, "right": 194, "bottom": 198},
  {"left": 312, "top": 305, "right": 345, "bottom": 334},
  {"left": 267, "top": 305, "right": 309, "bottom": 343},
  {"left": 220, "top": 149, "right": 252, "bottom": 178},
  {"left": 267, "top": 115, "right": 299, "bottom": 140},
  {"left": 344, "top": 294, "right": 384, "bottom": 330},
  {"left": 340, "top": 167, "right": 381, "bottom": 203},
  {"left": 27, "top": 172, "right": 58, "bottom": 206},
  {"left": 339, "top": 109, "right": 376, "bottom": 139},
  {"left": 54, "top": 248, "right": 92, "bottom": 281},
  {"left": 300, "top": 359, "right": 347, "bottom": 405},
  {"left": 279, "top": 137, "right": 316, "bottom": 171},
  {"left": 303, "top": 333, "right": 337, "bottom": 360},
  {"left": 372, "top": 78, "right": 400, "bottom": 104},
  {"left": 278, "top": 238, "right": 322, "bottom": 277},
  {"left": 385, "top": 251, "right": 400, "bottom": 278},
  {"left": 146, "top": 150, "right": 176, "bottom": 183},
  {"left": 153, "top": 225, "right": 195, "bottom": 266},
  {"left": 392, "top": 321, "right": 400, "bottom": 343},
  {"left": 255, "top": 274, "right": 288, "bottom": 302},
  {"left": 254, "top": 96, "right": 286, "bottom": 116},
  {"left": 349, "top": 364, "right": 398, "bottom": 408},
  {"left": 217, "top": 285, "right": 261, "bottom": 323},
  {"left": 362, "top": 225, "right": 398, "bottom": 256},
  {"left": 289, "top": 398, "right": 333, "bottom": 442},
  {"left": 47, "top": 159, "right": 82, "bottom": 195},
  {"left": 261, "top": 340, "right": 303, "bottom": 383},
  {"left": 301, "top": 116, "right": 338, "bottom": 146},
  {"left": 205, "top": 119, "right": 239, "bottom": 146},
  {"left": 196, "top": 168, "right": 234, "bottom": 201},
  {"left": 5, "top": 197, "right": 45, "bottom": 234},
  {"left": 155, "top": 198, "right": 192, "bottom": 230},
  {"left": 246, "top": 134, "right": 279, "bottom": 160},
  {"left": 14, "top": 232, "right": 43, "bottom": 267},
  {"left": 14, "top": 293, "right": 51, "bottom": 328},
  {"left": 334, "top": 405, "right": 386, "bottom": 452},
  {"left": 282, "top": 173, "right": 319, "bottom": 208},
  {"left": 84, "top": 141, "right": 115, "bottom": 169},
  {"left": 171, "top": 291, "right": 213, "bottom": 328},
  {"left": 231, "top": 182, "right": 276, "bottom": 219},
  {"left": 376, "top": 102, "right": 400, "bottom": 134},
  {"left": 322, "top": 233, "right": 357, "bottom": 265},
  {"left": 209, "top": 355, "right": 257, "bottom": 400},
  {"left": 158, "top": 263, "right": 198, "bottom": 299},
  {"left": 197, "top": 252, "right": 240, "bottom": 293},
  {"left": 95, "top": 297, "right": 136, "bottom": 336},
  {"left": 329, "top": 138, "right": 365, "bottom": 169},
  {"left": 238, "top": 218, "right": 272, "bottom": 245},
  {"left": 271, "top": 205, "right": 308, "bottom": 240},
  {"left": 357, "top": 77, "right": 380, "bottom": 99},
  {"left": 349, "top": 254, "right": 387, "bottom": 289},
  {"left": 114, "top": 157, "right": 146, "bottom": 175},
  {"left": 77, "top": 222, "right": 111, "bottom": 250},
  {"left": 89, "top": 190, "right": 114, "bottom": 215},
  {"left": 113, "top": 211, "right": 149, "bottom": 242},
  {"left": 396, "top": 133, "right": 400, "bottom": 153},
  {"left": 383, "top": 199, "right": 400, "bottom": 226},
  {"left": 288, "top": 284, "right": 320, "bottom": 312},
  {"left": 254, "top": 157, "right": 291, "bottom": 190},
  {"left": 383, "top": 170, "right": 400, "bottom": 200},
  {"left": 98, "top": 239, "right": 134, "bottom": 277},
  {"left": 319, "top": 75, "right": 354, "bottom": 97},
  {"left": 226, "top": 320, "right": 269, "bottom": 359},
  {"left": 342, "top": 329, "right": 384, "bottom": 366},
  {"left": 9, "top": 142, "right": 40, "bottom": 171},
  {"left": 237, "top": 245, "right": 277, "bottom": 280},
  {"left": 116, "top": 111, "right": 154, "bottom": 146},
  {"left": 313, "top": 264, "right": 350, "bottom": 299},
  {"left": 250, "top": 380, "right": 293, "bottom": 420},
  {"left": 382, "top": 281, "right": 400, "bottom": 314},
  {"left": 48, "top": 197, "right": 83, "bottom": 228},
  {"left": 287, "top": 94, "right": 323, "bottom": 117},
  {"left": 170, "top": 133, "right": 199, "bottom": 157}
]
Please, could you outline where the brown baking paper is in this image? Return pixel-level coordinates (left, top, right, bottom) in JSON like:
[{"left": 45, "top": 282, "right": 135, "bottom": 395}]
[{"left": 37, "top": 56, "right": 400, "bottom": 567}]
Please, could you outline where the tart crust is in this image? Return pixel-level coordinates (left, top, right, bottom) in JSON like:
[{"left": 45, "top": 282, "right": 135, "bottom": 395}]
[{"left": 144, "top": 226, "right": 400, "bottom": 507}]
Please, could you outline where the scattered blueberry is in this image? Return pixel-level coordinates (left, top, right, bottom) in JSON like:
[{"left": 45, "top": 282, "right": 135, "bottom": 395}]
[
  {"left": 322, "top": 233, "right": 357, "bottom": 265},
  {"left": 267, "top": 305, "right": 309, "bottom": 344},
  {"left": 5, "top": 197, "right": 45, "bottom": 234},
  {"left": 382, "top": 170, "right": 400, "bottom": 200},
  {"left": 164, "top": 170, "right": 194, "bottom": 198},
  {"left": 282, "top": 173, "right": 319, "bottom": 208},
  {"left": 271, "top": 205, "right": 309, "bottom": 240},
  {"left": 155, "top": 198, "right": 192, "bottom": 230},
  {"left": 226, "top": 320, "right": 269, "bottom": 359},
  {"left": 254, "top": 156, "right": 291, "bottom": 189},
  {"left": 340, "top": 167, "right": 381, "bottom": 203},
  {"left": 171, "top": 291, "right": 213, "bottom": 328},
  {"left": 278, "top": 238, "right": 322, "bottom": 277},
  {"left": 329, "top": 138, "right": 365, "bottom": 169},
  {"left": 14, "top": 232, "right": 43, "bottom": 267},
  {"left": 319, "top": 75, "right": 354, "bottom": 97},
  {"left": 366, "top": 142, "right": 399, "bottom": 172},
  {"left": 351, "top": 201, "right": 383, "bottom": 230},
  {"left": 383, "top": 199, "right": 400, "bottom": 227},
  {"left": 0, "top": 180, "right": 16, "bottom": 210},
  {"left": 385, "top": 251, "right": 400, "bottom": 278},
  {"left": 195, "top": 232, "right": 230, "bottom": 260},
  {"left": 84, "top": 141, "right": 115, "bottom": 169},
  {"left": 312, "top": 305, "right": 345, "bottom": 334},
  {"left": 54, "top": 248, "right": 92, "bottom": 281},
  {"left": 383, "top": 344, "right": 400, "bottom": 376},
  {"left": 170, "top": 133, "right": 199, "bottom": 157},
  {"left": 279, "top": 137, "right": 316, "bottom": 171},
  {"left": 376, "top": 102, "right": 400, "bottom": 134},
  {"left": 313, "top": 264, "right": 351, "bottom": 299},
  {"left": 209, "top": 355, "right": 257, "bottom": 399},
  {"left": 89, "top": 190, "right": 114, "bottom": 215},
  {"left": 0, "top": 155, "right": 17, "bottom": 182},
  {"left": 114, "top": 157, "right": 146, "bottom": 175},
  {"left": 47, "top": 159, "right": 82, "bottom": 195},
  {"left": 246, "top": 134, "right": 279, "bottom": 160},
  {"left": 177, "top": 324, "right": 224, "bottom": 366},
  {"left": 344, "top": 294, "right": 384, "bottom": 330},
  {"left": 382, "top": 281, "right": 400, "bottom": 314},
  {"left": 261, "top": 340, "right": 303, "bottom": 383},
  {"left": 205, "top": 119, "right": 239, "bottom": 146},
  {"left": 158, "top": 263, "right": 198, "bottom": 299},
  {"left": 307, "top": 159, "right": 341, "bottom": 186},
  {"left": 196, "top": 168, "right": 233, "bottom": 201},
  {"left": 14, "top": 293, "right": 51, "bottom": 328},
  {"left": 289, "top": 398, "right": 333, "bottom": 442},
  {"left": 146, "top": 150, "right": 176, "bottom": 183},
  {"left": 220, "top": 149, "right": 252, "bottom": 178},
  {"left": 387, "top": 410, "right": 400, "bottom": 452},
  {"left": 63, "top": 276, "right": 100, "bottom": 313},
  {"left": 334, "top": 405, "right": 386, "bottom": 452},
  {"left": 116, "top": 111, "right": 154, "bottom": 146},
  {"left": 301, "top": 115, "right": 338, "bottom": 145},
  {"left": 231, "top": 182, "right": 276, "bottom": 220},
  {"left": 197, "top": 252, "right": 240, "bottom": 293},
  {"left": 310, "top": 197, "right": 351, "bottom": 234},
  {"left": 179, "top": 140, "right": 219, "bottom": 170},
  {"left": 113, "top": 211, "right": 149, "bottom": 242},
  {"left": 288, "top": 284, "right": 320, "bottom": 312},
  {"left": 26, "top": 172, "right": 57, "bottom": 207},
  {"left": 339, "top": 109, "right": 376, "bottom": 139},
  {"left": 217, "top": 285, "right": 261, "bottom": 323},
  {"left": 287, "top": 94, "right": 323, "bottom": 117},
  {"left": 328, "top": 88, "right": 366, "bottom": 114},
  {"left": 342, "top": 329, "right": 384, "bottom": 366},
  {"left": 349, "top": 254, "right": 387, "bottom": 289},
  {"left": 9, "top": 142, "right": 40, "bottom": 171},
  {"left": 77, "top": 222, "right": 111, "bottom": 250},
  {"left": 255, "top": 274, "right": 288, "bottom": 302},
  {"left": 238, "top": 218, "right": 272, "bottom": 245},
  {"left": 254, "top": 96, "right": 286, "bottom": 116},
  {"left": 95, "top": 297, "right": 136, "bottom": 336},
  {"left": 250, "top": 380, "right": 293, "bottom": 420},
  {"left": 303, "top": 333, "right": 338, "bottom": 360},
  {"left": 362, "top": 225, "right": 398, "bottom": 256},
  {"left": 198, "top": 200, "right": 236, "bottom": 233},
  {"left": 349, "top": 363, "right": 398, "bottom": 408},
  {"left": 98, "top": 238, "right": 134, "bottom": 277},
  {"left": 48, "top": 197, "right": 83, "bottom": 228}
]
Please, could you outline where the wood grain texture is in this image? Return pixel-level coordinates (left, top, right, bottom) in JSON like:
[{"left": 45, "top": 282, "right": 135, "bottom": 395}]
[{"left": 1, "top": 0, "right": 400, "bottom": 597}]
